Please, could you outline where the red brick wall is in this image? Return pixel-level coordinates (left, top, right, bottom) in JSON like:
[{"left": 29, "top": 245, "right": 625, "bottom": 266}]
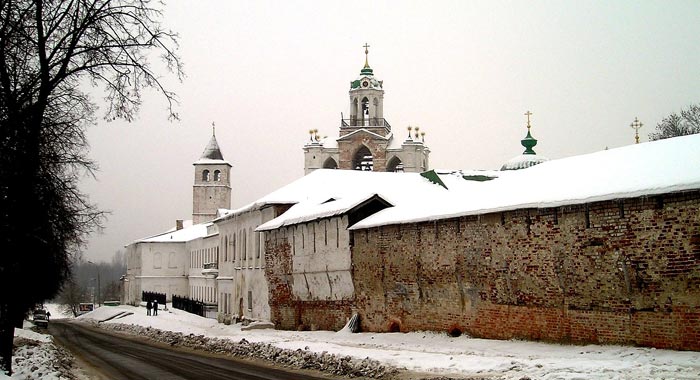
[
  {"left": 352, "top": 191, "right": 700, "bottom": 350},
  {"left": 337, "top": 131, "right": 388, "bottom": 171}
]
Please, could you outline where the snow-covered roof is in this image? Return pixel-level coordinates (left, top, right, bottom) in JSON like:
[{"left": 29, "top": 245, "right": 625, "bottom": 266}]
[
  {"left": 257, "top": 193, "right": 389, "bottom": 231},
  {"left": 251, "top": 134, "right": 700, "bottom": 233},
  {"left": 135, "top": 220, "right": 211, "bottom": 243},
  {"left": 501, "top": 154, "right": 549, "bottom": 171},
  {"left": 200, "top": 133, "right": 224, "bottom": 160},
  {"left": 353, "top": 134, "right": 700, "bottom": 229},
  {"left": 250, "top": 169, "right": 457, "bottom": 231}
]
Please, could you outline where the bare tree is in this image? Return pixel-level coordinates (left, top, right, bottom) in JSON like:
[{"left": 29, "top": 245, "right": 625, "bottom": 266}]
[
  {"left": 56, "top": 278, "right": 88, "bottom": 318},
  {"left": 0, "top": 1, "right": 182, "bottom": 374},
  {"left": 649, "top": 104, "right": 700, "bottom": 141}
]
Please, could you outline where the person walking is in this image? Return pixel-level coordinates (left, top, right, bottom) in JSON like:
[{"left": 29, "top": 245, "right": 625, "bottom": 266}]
[
  {"left": 146, "top": 300, "right": 152, "bottom": 316},
  {"left": 153, "top": 299, "right": 158, "bottom": 316}
]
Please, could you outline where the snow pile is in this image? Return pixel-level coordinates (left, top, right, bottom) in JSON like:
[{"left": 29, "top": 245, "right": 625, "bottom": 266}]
[
  {"left": 98, "top": 323, "right": 397, "bottom": 379},
  {"left": 75, "top": 305, "right": 700, "bottom": 379},
  {"left": 1, "top": 328, "right": 76, "bottom": 380},
  {"left": 75, "top": 306, "right": 131, "bottom": 323}
]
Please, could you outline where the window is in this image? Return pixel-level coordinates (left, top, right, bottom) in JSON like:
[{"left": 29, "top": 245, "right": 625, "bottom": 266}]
[
  {"left": 256, "top": 233, "right": 261, "bottom": 259},
  {"left": 248, "top": 228, "right": 258, "bottom": 259},
  {"left": 242, "top": 231, "right": 247, "bottom": 260},
  {"left": 247, "top": 290, "right": 253, "bottom": 311},
  {"left": 202, "top": 169, "right": 210, "bottom": 182},
  {"left": 153, "top": 252, "right": 162, "bottom": 269},
  {"left": 168, "top": 252, "right": 177, "bottom": 268},
  {"left": 232, "top": 235, "right": 236, "bottom": 261},
  {"left": 214, "top": 170, "right": 221, "bottom": 181}
]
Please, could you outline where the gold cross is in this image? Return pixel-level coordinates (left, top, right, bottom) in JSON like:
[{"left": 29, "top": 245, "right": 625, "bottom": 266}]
[
  {"left": 363, "top": 43, "right": 370, "bottom": 68},
  {"left": 630, "top": 117, "right": 643, "bottom": 144},
  {"left": 524, "top": 111, "right": 532, "bottom": 129}
]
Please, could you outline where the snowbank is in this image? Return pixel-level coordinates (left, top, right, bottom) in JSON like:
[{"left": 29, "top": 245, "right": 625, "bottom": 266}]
[{"left": 76, "top": 304, "right": 700, "bottom": 379}]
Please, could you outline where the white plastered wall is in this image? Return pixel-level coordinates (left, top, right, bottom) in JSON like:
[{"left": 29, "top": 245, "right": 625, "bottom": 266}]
[{"left": 289, "top": 215, "right": 354, "bottom": 301}]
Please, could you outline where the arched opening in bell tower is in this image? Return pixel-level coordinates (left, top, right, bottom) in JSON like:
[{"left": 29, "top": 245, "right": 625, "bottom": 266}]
[
  {"left": 386, "top": 156, "right": 404, "bottom": 172},
  {"left": 352, "top": 98, "right": 359, "bottom": 125},
  {"left": 361, "top": 97, "right": 370, "bottom": 126},
  {"left": 323, "top": 157, "right": 338, "bottom": 169},
  {"left": 353, "top": 146, "right": 373, "bottom": 171}
]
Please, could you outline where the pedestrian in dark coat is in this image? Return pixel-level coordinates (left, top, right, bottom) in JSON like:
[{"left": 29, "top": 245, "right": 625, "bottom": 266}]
[
  {"left": 146, "top": 300, "right": 152, "bottom": 316},
  {"left": 153, "top": 299, "right": 158, "bottom": 316}
]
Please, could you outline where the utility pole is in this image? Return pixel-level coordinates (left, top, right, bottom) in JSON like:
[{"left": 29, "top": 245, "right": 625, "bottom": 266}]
[{"left": 87, "top": 261, "right": 101, "bottom": 306}]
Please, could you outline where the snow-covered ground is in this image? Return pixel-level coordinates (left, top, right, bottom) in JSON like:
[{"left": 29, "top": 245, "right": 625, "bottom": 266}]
[
  {"left": 70, "top": 304, "right": 700, "bottom": 380},
  {"left": 2, "top": 314, "right": 78, "bottom": 380}
]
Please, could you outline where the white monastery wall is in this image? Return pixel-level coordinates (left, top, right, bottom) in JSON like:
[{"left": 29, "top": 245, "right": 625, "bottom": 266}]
[
  {"left": 216, "top": 206, "right": 275, "bottom": 321},
  {"left": 289, "top": 215, "right": 354, "bottom": 301},
  {"left": 188, "top": 231, "right": 219, "bottom": 304}
]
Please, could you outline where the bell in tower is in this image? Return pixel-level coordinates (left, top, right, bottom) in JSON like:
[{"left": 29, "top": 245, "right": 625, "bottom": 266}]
[{"left": 344, "top": 43, "right": 387, "bottom": 134}]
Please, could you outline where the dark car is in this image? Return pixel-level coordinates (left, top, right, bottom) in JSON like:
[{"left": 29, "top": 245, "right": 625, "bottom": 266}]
[{"left": 33, "top": 309, "right": 49, "bottom": 328}]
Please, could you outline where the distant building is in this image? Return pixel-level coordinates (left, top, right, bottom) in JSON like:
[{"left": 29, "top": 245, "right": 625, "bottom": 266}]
[
  {"left": 303, "top": 46, "right": 430, "bottom": 174},
  {"left": 124, "top": 131, "right": 231, "bottom": 306},
  {"left": 192, "top": 131, "right": 231, "bottom": 224}
]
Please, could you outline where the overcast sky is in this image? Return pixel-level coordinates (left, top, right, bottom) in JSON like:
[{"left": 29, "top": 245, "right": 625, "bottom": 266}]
[{"left": 81, "top": 0, "right": 700, "bottom": 262}]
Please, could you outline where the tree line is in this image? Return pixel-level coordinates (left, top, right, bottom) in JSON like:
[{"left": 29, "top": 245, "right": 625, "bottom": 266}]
[{"left": 55, "top": 251, "right": 127, "bottom": 317}]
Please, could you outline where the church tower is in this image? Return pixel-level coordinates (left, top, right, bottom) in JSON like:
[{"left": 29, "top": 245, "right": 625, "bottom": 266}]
[
  {"left": 193, "top": 128, "right": 231, "bottom": 224},
  {"left": 303, "top": 44, "right": 430, "bottom": 174}
]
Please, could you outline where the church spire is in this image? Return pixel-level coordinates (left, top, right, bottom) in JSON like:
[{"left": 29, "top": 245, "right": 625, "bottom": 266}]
[
  {"left": 200, "top": 127, "right": 225, "bottom": 160},
  {"left": 360, "top": 43, "right": 373, "bottom": 76}
]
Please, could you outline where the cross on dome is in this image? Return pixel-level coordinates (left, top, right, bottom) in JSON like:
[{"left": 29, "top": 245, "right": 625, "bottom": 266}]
[
  {"left": 525, "top": 111, "right": 532, "bottom": 130},
  {"left": 363, "top": 43, "right": 370, "bottom": 68}
]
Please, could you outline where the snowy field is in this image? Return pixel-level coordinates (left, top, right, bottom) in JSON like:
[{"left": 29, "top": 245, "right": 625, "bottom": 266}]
[{"left": 66, "top": 304, "right": 700, "bottom": 379}]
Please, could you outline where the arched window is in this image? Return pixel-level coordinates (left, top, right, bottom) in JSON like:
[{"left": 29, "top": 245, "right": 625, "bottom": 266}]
[
  {"left": 232, "top": 234, "right": 236, "bottom": 261},
  {"left": 352, "top": 98, "right": 359, "bottom": 125},
  {"left": 242, "top": 230, "right": 247, "bottom": 260},
  {"left": 214, "top": 170, "right": 221, "bottom": 181},
  {"left": 387, "top": 156, "right": 404, "bottom": 172},
  {"left": 361, "top": 97, "right": 370, "bottom": 125},
  {"left": 323, "top": 157, "right": 338, "bottom": 169},
  {"left": 202, "top": 169, "right": 210, "bottom": 182},
  {"left": 353, "top": 146, "right": 373, "bottom": 171}
]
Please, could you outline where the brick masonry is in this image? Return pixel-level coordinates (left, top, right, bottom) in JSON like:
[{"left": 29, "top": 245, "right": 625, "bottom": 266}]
[
  {"left": 337, "top": 131, "right": 389, "bottom": 171},
  {"left": 266, "top": 190, "right": 700, "bottom": 349},
  {"left": 353, "top": 190, "right": 700, "bottom": 350}
]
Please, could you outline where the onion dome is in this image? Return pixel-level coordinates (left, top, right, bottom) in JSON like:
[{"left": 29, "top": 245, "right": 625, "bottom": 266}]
[
  {"left": 501, "top": 111, "right": 549, "bottom": 171},
  {"left": 350, "top": 43, "right": 383, "bottom": 90}
]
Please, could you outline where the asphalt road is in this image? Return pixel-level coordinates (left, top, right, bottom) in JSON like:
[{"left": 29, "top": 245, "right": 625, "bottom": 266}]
[{"left": 50, "top": 321, "right": 336, "bottom": 380}]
